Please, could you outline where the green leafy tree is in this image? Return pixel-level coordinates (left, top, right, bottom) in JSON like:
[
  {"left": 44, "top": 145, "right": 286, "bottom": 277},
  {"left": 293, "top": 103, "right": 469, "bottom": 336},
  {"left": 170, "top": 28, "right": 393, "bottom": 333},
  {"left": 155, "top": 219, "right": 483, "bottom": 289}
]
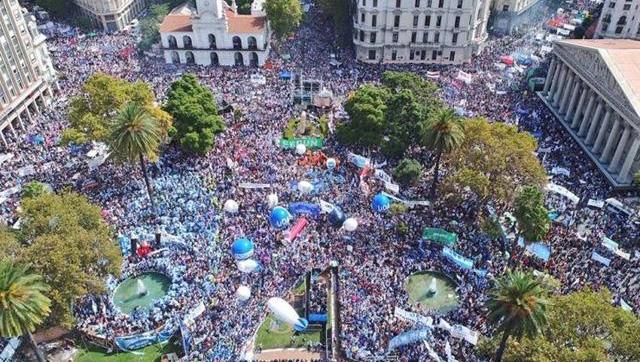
[
  {"left": 513, "top": 186, "right": 550, "bottom": 242},
  {"left": 317, "top": 0, "right": 353, "bottom": 46},
  {"left": 36, "top": 0, "right": 74, "bottom": 19},
  {"left": 444, "top": 118, "right": 547, "bottom": 207},
  {"left": 225, "top": 0, "right": 253, "bottom": 14},
  {"left": 138, "top": 4, "right": 170, "bottom": 51},
  {"left": 381, "top": 71, "right": 441, "bottom": 105},
  {"left": 421, "top": 108, "right": 465, "bottom": 198},
  {"left": 336, "top": 84, "right": 389, "bottom": 148},
  {"left": 486, "top": 270, "right": 550, "bottom": 362},
  {"left": 383, "top": 90, "right": 424, "bottom": 157},
  {"left": 109, "top": 103, "right": 163, "bottom": 210},
  {"left": 0, "top": 261, "right": 51, "bottom": 362},
  {"left": 394, "top": 158, "right": 423, "bottom": 185},
  {"left": 479, "top": 288, "right": 640, "bottom": 362},
  {"left": 264, "top": 0, "right": 303, "bottom": 39},
  {"left": 12, "top": 193, "right": 122, "bottom": 326},
  {"left": 64, "top": 73, "right": 172, "bottom": 145},
  {"left": 21, "top": 182, "right": 51, "bottom": 199},
  {"left": 164, "top": 74, "right": 226, "bottom": 154}
]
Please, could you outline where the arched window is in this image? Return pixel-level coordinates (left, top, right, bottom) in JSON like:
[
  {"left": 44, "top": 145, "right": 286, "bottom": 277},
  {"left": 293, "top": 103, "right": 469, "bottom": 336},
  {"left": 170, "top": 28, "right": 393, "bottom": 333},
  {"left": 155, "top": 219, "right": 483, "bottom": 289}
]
[
  {"left": 185, "top": 51, "right": 195, "bottom": 64},
  {"left": 183, "top": 35, "right": 193, "bottom": 49},
  {"left": 171, "top": 51, "right": 180, "bottom": 64},
  {"left": 618, "top": 16, "right": 627, "bottom": 25},
  {"left": 247, "top": 36, "right": 257, "bottom": 50},
  {"left": 210, "top": 52, "right": 219, "bottom": 66},
  {"left": 233, "top": 36, "right": 242, "bottom": 50},
  {"left": 250, "top": 52, "right": 259, "bottom": 67},
  {"left": 208, "top": 34, "right": 217, "bottom": 49},
  {"left": 234, "top": 52, "right": 244, "bottom": 66},
  {"left": 168, "top": 35, "right": 177, "bottom": 48}
]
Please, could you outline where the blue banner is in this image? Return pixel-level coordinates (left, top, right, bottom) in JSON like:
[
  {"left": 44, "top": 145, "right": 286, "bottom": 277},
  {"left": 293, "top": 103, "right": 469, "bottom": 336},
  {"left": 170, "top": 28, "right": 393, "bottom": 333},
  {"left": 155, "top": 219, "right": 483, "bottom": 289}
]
[
  {"left": 388, "top": 329, "right": 432, "bottom": 351},
  {"left": 114, "top": 325, "right": 175, "bottom": 351},
  {"left": 442, "top": 247, "right": 474, "bottom": 270},
  {"left": 289, "top": 202, "right": 322, "bottom": 218},
  {"left": 180, "top": 322, "right": 193, "bottom": 355}
]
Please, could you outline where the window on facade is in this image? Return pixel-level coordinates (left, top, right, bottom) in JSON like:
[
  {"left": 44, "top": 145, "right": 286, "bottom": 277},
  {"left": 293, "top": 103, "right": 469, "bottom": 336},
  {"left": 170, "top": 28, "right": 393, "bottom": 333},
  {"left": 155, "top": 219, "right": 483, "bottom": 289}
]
[
  {"left": 411, "top": 32, "right": 417, "bottom": 42},
  {"left": 503, "top": 4, "right": 509, "bottom": 11},
  {"left": 392, "top": 50, "right": 397, "bottom": 60},
  {"left": 361, "top": 13, "right": 365, "bottom": 23},
  {"left": 434, "top": 32, "right": 440, "bottom": 43},
  {"left": 393, "top": 32, "right": 399, "bottom": 42},
  {"left": 432, "top": 50, "right": 437, "bottom": 60},
  {"left": 609, "top": 2, "right": 616, "bottom": 8},
  {"left": 457, "top": 0, "right": 463, "bottom": 8},
  {"left": 368, "top": 50, "right": 376, "bottom": 60},
  {"left": 394, "top": 15, "right": 400, "bottom": 27},
  {"left": 396, "top": 0, "right": 401, "bottom": 7},
  {"left": 425, "top": 15, "right": 431, "bottom": 26},
  {"left": 602, "top": 23, "right": 609, "bottom": 32},
  {"left": 427, "top": 0, "right": 432, "bottom": 6},
  {"left": 362, "top": 0, "right": 366, "bottom": 6},
  {"left": 436, "top": 16, "right": 442, "bottom": 27},
  {"left": 452, "top": 33, "right": 458, "bottom": 44},
  {"left": 602, "top": 13, "right": 611, "bottom": 22},
  {"left": 372, "top": 15, "right": 377, "bottom": 26},
  {"left": 410, "top": 50, "right": 415, "bottom": 60},
  {"left": 359, "top": 30, "right": 364, "bottom": 41},
  {"left": 373, "top": 0, "right": 377, "bottom": 6},
  {"left": 415, "top": 0, "right": 420, "bottom": 6},
  {"left": 370, "top": 32, "right": 376, "bottom": 43},
  {"left": 413, "top": 15, "right": 419, "bottom": 26},
  {"left": 455, "top": 16, "right": 460, "bottom": 28},
  {"left": 616, "top": 25, "right": 624, "bottom": 33},
  {"left": 421, "top": 50, "right": 426, "bottom": 60},
  {"left": 423, "top": 32, "right": 428, "bottom": 42},
  {"left": 449, "top": 51, "right": 455, "bottom": 61},
  {"left": 618, "top": 16, "right": 627, "bottom": 25},
  {"left": 438, "top": 0, "right": 444, "bottom": 7},
  {"left": 623, "top": 3, "right": 631, "bottom": 9}
]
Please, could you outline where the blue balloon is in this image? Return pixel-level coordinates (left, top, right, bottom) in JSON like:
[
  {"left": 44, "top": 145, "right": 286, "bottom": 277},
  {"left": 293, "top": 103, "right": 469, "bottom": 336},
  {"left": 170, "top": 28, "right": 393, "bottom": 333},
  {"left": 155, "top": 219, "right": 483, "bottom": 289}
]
[
  {"left": 270, "top": 207, "right": 292, "bottom": 229},
  {"left": 371, "top": 193, "right": 391, "bottom": 213},
  {"left": 231, "top": 238, "right": 254, "bottom": 260},
  {"left": 328, "top": 207, "right": 346, "bottom": 227},
  {"left": 294, "top": 318, "right": 309, "bottom": 332}
]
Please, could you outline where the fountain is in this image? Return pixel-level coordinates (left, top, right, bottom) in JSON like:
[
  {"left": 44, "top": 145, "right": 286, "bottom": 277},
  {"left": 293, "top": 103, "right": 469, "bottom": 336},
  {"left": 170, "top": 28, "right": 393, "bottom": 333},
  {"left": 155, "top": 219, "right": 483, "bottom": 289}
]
[
  {"left": 405, "top": 271, "right": 460, "bottom": 314},
  {"left": 136, "top": 278, "right": 148, "bottom": 296},
  {"left": 427, "top": 277, "right": 438, "bottom": 297}
]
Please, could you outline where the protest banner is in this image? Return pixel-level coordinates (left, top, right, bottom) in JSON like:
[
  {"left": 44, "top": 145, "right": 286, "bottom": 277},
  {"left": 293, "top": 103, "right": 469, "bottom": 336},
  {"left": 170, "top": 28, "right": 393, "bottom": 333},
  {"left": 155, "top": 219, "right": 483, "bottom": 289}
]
[
  {"left": 279, "top": 137, "right": 324, "bottom": 149},
  {"left": 238, "top": 182, "right": 271, "bottom": 189},
  {"left": 442, "top": 247, "right": 474, "bottom": 269},
  {"left": 394, "top": 307, "right": 433, "bottom": 326},
  {"left": 450, "top": 324, "right": 479, "bottom": 345},
  {"left": 388, "top": 329, "right": 432, "bottom": 351},
  {"left": 423, "top": 228, "right": 458, "bottom": 246},
  {"left": 348, "top": 152, "right": 370, "bottom": 168},
  {"left": 591, "top": 251, "right": 611, "bottom": 266}
]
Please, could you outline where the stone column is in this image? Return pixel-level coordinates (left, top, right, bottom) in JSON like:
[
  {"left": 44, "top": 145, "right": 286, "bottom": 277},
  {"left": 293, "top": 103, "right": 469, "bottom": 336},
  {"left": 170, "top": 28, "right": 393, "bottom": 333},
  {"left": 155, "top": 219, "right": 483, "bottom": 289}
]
[
  {"left": 565, "top": 80, "right": 581, "bottom": 118},
  {"left": 586, "top": 101, "right": 604, "bottom": 145},
  {"left": 0, "top": 130, "right": 6, "bottom": 148},
  {"left": 608, "top": 126, "right": 632, "bottom": 172},
  {"left": 25, "top": 107, "right": 34, "bottom": 123},
  {"left": 553, "top": 66, "right": 568, "bottom": 106},
  {"left": 618, "top": 135, "right": 640, "bottom": 183},
  {"left": 17, "top": 114, "right": 25, "bottom": 131},
  {"left": 600, "top": 119, "right": 622, "bottom": 163},
  {"left": 559, "top": 72, "right": 574, "bottom": 113},
  {"left": 593, "top": 110, "right": 613, "bottom": 154},
  {"left": 578, "top": 94, "right": 596, "bottom": 137},
  {"left": 8, "top": 122, "right": 16, "bottom": 138},
  {"left": 543, "top": 57, "right": 557, "bottom": 93},
  {"left": 548, "top": 63, "right": 563, "bottom": 101},
  {"left": 571, "top": 87, "right": 588, "bottom": 129}
]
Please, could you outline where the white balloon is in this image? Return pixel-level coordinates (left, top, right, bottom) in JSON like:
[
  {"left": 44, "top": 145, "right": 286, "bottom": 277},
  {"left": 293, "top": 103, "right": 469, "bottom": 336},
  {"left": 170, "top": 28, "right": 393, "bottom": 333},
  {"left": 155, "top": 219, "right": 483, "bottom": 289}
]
[
  {"left": 224, "top": 199, "right": 239, "bottom": 213},
  {"left": 267, "top": 297, "right": 300, "bottom": 327},
  {"left": 295, "top": 144, "right": 307, "bottom": 155},
  {"left": 236, "top": 285, "right": 251, "bottom": 301},
  {"left": 297, "top": 180, "right": 314, "bottom": 194},
  {"left": 267, "top": 193, "right": 278, "bottom": 208},
  {"left": 326, "top": 158, "right": 337, "bottom": 169},
  {"left": 237, "top": 259, "right": 258, "bottom": 273},
  {"left": 343, "top": 217, "right": 358, "bottom": 232}
]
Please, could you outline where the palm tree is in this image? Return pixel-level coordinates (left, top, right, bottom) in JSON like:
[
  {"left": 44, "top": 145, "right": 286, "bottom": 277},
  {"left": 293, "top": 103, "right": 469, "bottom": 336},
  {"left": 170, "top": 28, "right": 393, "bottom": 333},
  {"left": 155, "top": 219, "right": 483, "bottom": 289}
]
[
  {"left": 422, "top": 108, "right": 465, "bottom": 198},
  {"left": 486, "top": 270, "right": 550, "bottom": 362},
  {"left": 0, "top": 260, "right": 51, "bottom": 362},
  {"left": 109, "top": 102, "right": 163, "bottom": 212}
]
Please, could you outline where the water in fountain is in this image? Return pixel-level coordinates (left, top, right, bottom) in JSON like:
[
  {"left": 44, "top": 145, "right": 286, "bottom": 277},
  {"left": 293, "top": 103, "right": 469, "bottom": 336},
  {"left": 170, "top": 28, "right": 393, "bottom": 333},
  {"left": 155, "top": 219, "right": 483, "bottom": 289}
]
[
  {"left": 427, "top": 277, "right": 438, "bottom": 297},
  {"left": 136, "top": 278, "right": 148, "bottom": 296}
]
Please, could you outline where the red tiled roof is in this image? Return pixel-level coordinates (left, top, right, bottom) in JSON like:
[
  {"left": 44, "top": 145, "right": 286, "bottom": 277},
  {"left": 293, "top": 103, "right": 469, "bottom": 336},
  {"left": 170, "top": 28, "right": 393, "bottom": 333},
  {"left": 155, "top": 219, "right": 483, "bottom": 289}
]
[
  {"left": 160, "top": 15, "right": 193, "bottom": 33},
  {"left": 226, "top": 9, "right": 266, "bottom": 33}
]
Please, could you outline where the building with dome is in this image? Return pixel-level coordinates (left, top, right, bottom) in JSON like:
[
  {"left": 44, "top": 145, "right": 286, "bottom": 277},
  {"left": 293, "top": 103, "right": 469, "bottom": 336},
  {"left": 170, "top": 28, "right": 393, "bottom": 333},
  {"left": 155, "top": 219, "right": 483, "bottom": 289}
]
[{"left": 159, "top": 0, "right": 270, "bottom": 67}]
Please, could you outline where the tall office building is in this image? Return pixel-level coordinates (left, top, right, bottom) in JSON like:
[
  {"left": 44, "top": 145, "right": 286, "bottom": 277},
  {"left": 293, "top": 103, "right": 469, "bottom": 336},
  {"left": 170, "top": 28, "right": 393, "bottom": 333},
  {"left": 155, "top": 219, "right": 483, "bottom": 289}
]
[
  {"left": 353, "top": 0, "right": 492, "bottom": 64},
  {"left": 595, "top": 0, "right": 640, "bottom": 40},
  {"left": 0, "top": 0, "right": 56, "bottom": 148},
  {"left": 74, "top": 0, "right": 147, "bottom": 32}
]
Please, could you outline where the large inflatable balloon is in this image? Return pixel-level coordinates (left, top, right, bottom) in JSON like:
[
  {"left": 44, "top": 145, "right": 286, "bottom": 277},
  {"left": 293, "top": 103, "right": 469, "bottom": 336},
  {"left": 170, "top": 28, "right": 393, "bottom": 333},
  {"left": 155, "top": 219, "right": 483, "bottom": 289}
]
[
  {"left": 270, "top": 207, "right": 292, "bottom": 228},
  {"left": 326, "top": 158, "right": 337, "bottom": 170},
  {"left": 343, "top": 217, "right": 358, "bottom": 232},
  {"left": 267, "top": 297, "right": 309, "bottom": 332},
  {"left": 237, "top": 258, "right": 259, "bottom": 273},
  {"left": 231, "top": 238, "right": 254, "bottom": 260},
  {"left": 328, "top": 207, "right": 346, "bottom": 227},
  {"left": 236, "top": 285, "right": 251, "bottom": 301},
  {"left": 267, "top": 193, "right": 279, "bottom": 208},
  {"left": 295, "top": 144, "right": 307, "bottom": 155},
  {"left": 224, "top": 199, "right": 239, "bottom": 213},
  {"left": 371, "top": 193, "right": 391, "bottom": 213},
  {"left": 297, "top": 180, "right": 314, "bottom": 194}
]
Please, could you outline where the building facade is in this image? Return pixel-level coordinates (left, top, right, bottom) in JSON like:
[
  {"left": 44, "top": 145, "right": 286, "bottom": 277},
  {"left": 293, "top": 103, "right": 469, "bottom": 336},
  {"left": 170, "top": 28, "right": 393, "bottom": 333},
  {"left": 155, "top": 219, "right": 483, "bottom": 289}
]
[
  {"left": 539, "top": 39, "right": 640, "bottom": 187},
  {"left": 159, "top": 0, "right": 269, "bottom": 67},
  {"left": 0, "top": 0, "right": 56, "bottom": 148},
  {"left": 595, "top": 0, "right": 640, "bottom": 40},
  {"left": 490, "top": 0, "right": 543, "bottom": 34},
  {"left": 74, "top": 0, "right": 147, "bottom": 32},
  {"left": 352, "top": 0, "right": 492, "bottom": 64}
]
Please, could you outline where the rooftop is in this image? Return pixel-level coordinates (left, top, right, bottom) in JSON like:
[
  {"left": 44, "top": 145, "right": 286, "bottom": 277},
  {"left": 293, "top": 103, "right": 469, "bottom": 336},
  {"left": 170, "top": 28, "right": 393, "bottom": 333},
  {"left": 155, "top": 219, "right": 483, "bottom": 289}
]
[
  {"left": 226, "top": 9, "right": 266, "bottom": 33},
  {"left": 159, "top": 2, "right": 195, "bottom": 33}
]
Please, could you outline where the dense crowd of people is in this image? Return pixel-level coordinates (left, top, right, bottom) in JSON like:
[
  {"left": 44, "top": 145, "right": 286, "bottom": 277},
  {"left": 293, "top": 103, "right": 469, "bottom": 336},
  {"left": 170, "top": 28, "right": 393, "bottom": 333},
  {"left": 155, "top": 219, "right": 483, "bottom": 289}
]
[{"left": 1, "top": 0, "right": 639, "bottom": 361}]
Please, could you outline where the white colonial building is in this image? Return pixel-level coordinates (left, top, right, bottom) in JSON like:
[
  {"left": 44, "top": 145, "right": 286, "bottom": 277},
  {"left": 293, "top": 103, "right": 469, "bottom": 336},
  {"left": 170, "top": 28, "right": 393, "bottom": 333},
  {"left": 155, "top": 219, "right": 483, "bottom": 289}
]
[
  {"left": 539, "top": 39, "right": 640, "bottom": 188},
  {"left": 595, "top": 0, "right": 640, "bottom": 40},
  {"left": 352, "top": 0, "right": 492, "bottom": 64},
  {"left": 160, "top": 0, "right": 269, "bottom": 67}
]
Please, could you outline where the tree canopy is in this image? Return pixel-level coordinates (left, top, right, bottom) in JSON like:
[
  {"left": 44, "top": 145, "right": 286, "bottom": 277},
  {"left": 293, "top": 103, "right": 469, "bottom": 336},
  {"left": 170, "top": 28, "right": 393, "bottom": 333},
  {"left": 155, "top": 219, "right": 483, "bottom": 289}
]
[
  {"left": 138, "top": 4, "right": 170, "bottom": 51},
  {"left": 264, "top": 0, "right": 303, "bottom": 39},
  {"left": 36, "top": 0, "right": 74, "bottom": 19},
  {"left": 337, "top": 84, "right": 389, "bottom": 148},
  {"left": 64, "top": 73, "right": 172, "bottom": 145},
  {"left": 394, "top": 158, "right": 423, "bottom": 185},
  {"left": 513, "top": 186, "right": 550, "bottom": 242},
  {"left": 5, "top": 193, "right": 121, "bottom": 327},
  {"left": 479, "top": 288, "right": 640, "bottom": 362},
  {"left": 164, "top": 74, "right": 225, "bottom": 155},
  {"left": 443, "top": 119, "right": 547, "bottom": 206}
]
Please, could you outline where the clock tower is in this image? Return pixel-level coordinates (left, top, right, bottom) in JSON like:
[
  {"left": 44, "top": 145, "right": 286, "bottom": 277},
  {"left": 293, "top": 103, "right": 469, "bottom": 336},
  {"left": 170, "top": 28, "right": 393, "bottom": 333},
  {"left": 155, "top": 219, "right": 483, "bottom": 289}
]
[{"left": 196, "top": 0, "right": 223, "bottom": 19}]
